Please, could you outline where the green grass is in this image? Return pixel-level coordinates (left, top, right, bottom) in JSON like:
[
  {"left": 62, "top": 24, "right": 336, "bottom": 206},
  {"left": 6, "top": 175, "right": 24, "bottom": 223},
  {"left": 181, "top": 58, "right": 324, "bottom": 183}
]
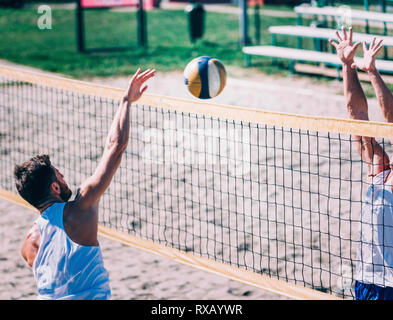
[
  {"left": 0, "top": 7, "right": 299, "bottom": 78},
  {"left": 1, "top": 6, "right": 392, "bottom": 85}
]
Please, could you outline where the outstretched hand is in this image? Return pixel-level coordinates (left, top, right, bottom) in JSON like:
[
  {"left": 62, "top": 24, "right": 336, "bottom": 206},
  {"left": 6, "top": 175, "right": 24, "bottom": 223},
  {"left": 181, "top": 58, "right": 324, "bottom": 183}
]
[
  {"left": 329, "top": 27, "right": 361, "bottom": 65},
  {"left": 351, "top": 38, "right": 384, "bottom": 73},
  {"left": 124, "top": 68, "right": 156, "bottom": 103}
]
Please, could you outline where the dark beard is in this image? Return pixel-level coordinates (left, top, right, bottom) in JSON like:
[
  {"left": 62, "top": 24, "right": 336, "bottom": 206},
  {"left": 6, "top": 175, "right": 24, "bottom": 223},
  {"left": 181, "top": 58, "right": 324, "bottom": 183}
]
[{"left": 59, "top": 183, "right": 72, "bottom": 202}]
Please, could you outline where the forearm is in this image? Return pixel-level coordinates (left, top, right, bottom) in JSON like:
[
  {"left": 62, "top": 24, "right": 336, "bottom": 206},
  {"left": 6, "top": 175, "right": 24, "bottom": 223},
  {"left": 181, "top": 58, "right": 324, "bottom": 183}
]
[
  {"left": 90, "top": 99, "right": 131, "bottom": 195},
  {"left": 342, "top": 63, "right": 376, "bottom": 166},
  {"left": 343, "top": 63, "right": 369, "bottom": 121},
  {"left": 368, "top": 69, "right": 393, "bottom": 123},
  {"left": 368, "top": 69, "right": 393, "bottom": 164},
  {"left": 104, "top": 98, "right": 131, "bottom": 152}
]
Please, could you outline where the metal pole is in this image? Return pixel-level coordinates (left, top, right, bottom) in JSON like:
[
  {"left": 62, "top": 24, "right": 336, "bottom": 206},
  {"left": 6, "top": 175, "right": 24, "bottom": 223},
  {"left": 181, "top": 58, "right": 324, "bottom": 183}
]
[
  {"left": 364, "top": 0, "right": 369, "bottom": 10},
  {"left": 363, "top": 0, "right": 370, "bottom": 34},
  {"left": 138, "top": 0, "right": 147, "bottom": 47},
  {"left": 254, "top": 3, "right": 260, "bottom": 45},
  {"left": 380, "top": 0, "right": 388, "bottom": 58},
  {"left": 381, "top": 0, "right": 387, "bottom": 12},
  {"left": 76, "top": 0, "right": 85, "bottom": 52},
  {"left": 239, "top": 0, "right": 251, "bottom": 46}
]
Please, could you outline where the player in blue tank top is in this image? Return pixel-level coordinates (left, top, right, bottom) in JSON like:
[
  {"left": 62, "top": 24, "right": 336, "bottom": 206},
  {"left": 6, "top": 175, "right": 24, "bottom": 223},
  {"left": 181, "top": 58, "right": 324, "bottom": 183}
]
[
  {"left": 15, "top": 68, "right": 156, "bottom": 300},
  {"left": 330, "top": 28, "right": 393, "bottom": 299}
]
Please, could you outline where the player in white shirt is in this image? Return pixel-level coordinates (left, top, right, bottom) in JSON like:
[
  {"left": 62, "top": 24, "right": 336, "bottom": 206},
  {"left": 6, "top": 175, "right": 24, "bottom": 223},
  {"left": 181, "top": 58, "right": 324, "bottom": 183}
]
[{"left": 330, "top": 27, "right": 393, "bottom": 299}]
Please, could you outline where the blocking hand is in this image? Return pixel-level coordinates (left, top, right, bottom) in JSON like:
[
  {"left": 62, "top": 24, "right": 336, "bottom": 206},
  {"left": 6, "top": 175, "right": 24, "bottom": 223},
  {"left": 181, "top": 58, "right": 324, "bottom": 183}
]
[
  {"left": 123, "top": 68, "right": 156, "bottom": 103},
  {"left": 329, "top": 27, "right": 361, "bottom": 65},
  {"left": 350, "top": 37, "right": 384, "bottom": 73}
]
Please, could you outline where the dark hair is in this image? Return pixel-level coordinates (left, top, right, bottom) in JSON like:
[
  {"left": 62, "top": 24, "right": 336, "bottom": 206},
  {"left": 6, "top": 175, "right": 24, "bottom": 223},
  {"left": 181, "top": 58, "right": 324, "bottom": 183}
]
[{"left": 14, "top": 154, "right": 56, "bottom": 209}]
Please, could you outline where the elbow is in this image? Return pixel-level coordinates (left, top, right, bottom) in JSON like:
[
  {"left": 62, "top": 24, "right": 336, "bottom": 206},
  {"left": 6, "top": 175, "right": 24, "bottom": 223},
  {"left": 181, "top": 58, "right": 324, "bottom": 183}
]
[
  {"left": 20, "top": 247, "right": 26, "bottom": 263},
  {"left": 20, "top": 247, "right": 32, "bottom": 268},
  {"left": 27, "top": 258, "right": 34, "bottom": 268}
]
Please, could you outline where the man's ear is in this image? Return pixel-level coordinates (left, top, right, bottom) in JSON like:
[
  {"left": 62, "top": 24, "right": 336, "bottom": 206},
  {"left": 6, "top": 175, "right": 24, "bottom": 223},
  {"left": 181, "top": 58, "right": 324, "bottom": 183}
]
[{"left": 50, "top": 181, "right": 60, "bottom": 196}]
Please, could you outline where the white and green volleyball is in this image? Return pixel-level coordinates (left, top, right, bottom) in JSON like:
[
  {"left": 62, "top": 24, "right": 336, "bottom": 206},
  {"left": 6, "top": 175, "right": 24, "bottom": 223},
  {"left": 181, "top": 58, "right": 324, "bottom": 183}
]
[{"left": 184, "top": 56, "right": 227, "bottom": 99}]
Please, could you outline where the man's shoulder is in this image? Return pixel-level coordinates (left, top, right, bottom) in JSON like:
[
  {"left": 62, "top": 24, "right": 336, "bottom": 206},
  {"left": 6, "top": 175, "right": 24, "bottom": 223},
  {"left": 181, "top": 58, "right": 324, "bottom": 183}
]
[
  {"left": 63, "top": 195, "right": 99, "bottom": 246},
  {"left": 64, "top": 190, "right": 98, "bottom": 222}
]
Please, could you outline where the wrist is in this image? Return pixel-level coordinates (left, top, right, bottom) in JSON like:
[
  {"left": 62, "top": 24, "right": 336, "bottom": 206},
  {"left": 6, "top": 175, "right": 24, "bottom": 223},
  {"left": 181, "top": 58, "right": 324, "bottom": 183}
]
[
  {"left": 122, "top": 96, "right": 132, "bottom": 105},
  {"left": 342, "top": 60, "right": 354, "bottom": 67},
  {"left": 342, "top": 61, "right": 355, "bottom": 73},
  {"left": 367, "top": 68, "right": 379, "bottom": 76}
]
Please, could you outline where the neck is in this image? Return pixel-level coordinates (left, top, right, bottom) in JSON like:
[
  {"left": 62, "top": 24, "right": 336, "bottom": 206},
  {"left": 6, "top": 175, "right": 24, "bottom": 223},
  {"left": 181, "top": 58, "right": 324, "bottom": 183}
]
[{"left": 37, "top": 195, "right": 62, "bottom": 213}]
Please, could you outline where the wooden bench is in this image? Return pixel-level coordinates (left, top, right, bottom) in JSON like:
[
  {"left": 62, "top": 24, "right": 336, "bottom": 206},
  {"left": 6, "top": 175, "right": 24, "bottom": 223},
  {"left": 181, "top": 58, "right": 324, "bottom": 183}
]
[
  {"left": 242, "top": 45, "right": 393, "bottom": 80},
  {"left": 269, "top": 25, "right": 393, "bottom": 49},
  {"left": 295, "top": 5, "right": 393, "bottom": 28}
]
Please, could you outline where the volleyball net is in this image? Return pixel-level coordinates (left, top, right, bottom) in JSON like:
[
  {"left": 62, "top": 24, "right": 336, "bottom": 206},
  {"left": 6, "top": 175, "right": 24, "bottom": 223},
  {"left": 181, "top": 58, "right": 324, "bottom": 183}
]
[{"left": 2, "top": 65, "right": 393, "bottom": 300}]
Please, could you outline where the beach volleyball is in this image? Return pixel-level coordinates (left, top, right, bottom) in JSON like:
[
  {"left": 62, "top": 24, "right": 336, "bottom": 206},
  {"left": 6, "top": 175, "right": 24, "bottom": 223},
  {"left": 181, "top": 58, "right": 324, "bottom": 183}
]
[
  {"left": 184, "top": 56, "right": 226, "bottom": 99},
  {"left": 5, "top": 0, "right": 393, "bottom": 301}
]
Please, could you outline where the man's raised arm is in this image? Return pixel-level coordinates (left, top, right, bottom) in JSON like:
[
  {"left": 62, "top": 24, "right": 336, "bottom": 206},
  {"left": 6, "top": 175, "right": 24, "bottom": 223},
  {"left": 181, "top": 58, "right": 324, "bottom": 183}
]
[
  {"left": 76, "top": 68, "right": 156, "bottom": 210},
  {"left": 329, "top": 27, "right": 366, "bottom": 121},
  {"left": 352, "top": 38, "right": 393, "bottom": 143},
  {"left": 329, "top": 28, "right": 389, "bottom": 176}
]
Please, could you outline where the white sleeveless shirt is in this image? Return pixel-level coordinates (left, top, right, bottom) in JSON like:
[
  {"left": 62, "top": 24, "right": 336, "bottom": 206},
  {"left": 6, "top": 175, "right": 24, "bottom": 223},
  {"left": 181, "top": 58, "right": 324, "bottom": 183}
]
[
  {"left": 355, "top": 169, "right": 393, "bottom": 287},
  {"left": 33, "top": 202, "right": 111, "bottom": 299}
]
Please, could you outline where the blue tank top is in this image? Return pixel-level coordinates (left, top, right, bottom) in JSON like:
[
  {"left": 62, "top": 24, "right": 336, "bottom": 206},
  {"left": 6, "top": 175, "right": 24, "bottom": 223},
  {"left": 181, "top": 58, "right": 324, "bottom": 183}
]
[{"left": 32, "top": 202, "right": 111, "bottom": 300}]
